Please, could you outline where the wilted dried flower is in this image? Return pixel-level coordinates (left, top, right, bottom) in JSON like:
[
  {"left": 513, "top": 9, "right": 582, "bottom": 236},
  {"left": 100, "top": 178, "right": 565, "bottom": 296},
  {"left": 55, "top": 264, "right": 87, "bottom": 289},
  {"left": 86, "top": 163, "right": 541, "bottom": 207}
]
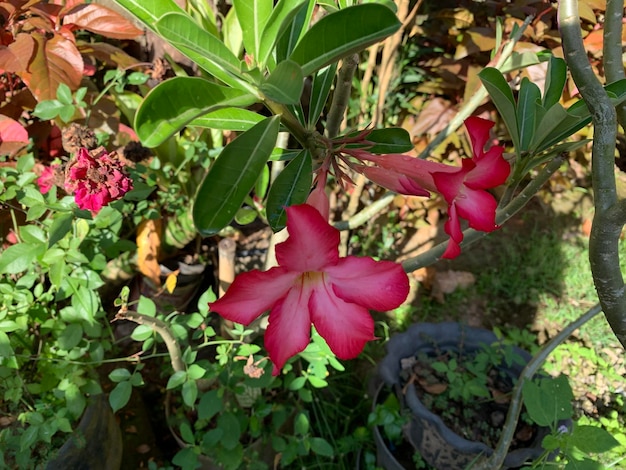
[{"left": 64, "top": 147, "right": 132, "bottom": 214}]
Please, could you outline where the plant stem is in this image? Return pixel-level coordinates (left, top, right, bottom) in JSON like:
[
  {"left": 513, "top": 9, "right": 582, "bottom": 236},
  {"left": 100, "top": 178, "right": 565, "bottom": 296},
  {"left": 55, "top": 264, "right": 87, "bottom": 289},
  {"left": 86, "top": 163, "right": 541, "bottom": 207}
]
[
  {"left": 114, "top": 310, "right": 185, "bottom": 373},
  {"left": 603, "top": 0, "right": 626, "bottom": 129},
  {"left": 473, "top": 303, "right": 603, "bottom": 470},
  {"left": 334, "top": 192, "right": 396, "bottom": 231},
  {"left": 401, "top": 155, "right": 564, "bottom": 273},
  {"left": 325, "top": 54, "right": 359, "bottom": 139},
  {"left": 559, "top": 0, "right": 626, "bottom": 347}
]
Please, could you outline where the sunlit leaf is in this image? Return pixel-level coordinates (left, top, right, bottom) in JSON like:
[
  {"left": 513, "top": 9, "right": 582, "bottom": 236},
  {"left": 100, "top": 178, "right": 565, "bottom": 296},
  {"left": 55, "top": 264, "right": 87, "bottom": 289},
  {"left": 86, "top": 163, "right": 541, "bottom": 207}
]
[
  {"left": 289, "top": 4, "right": 400, "bottom": 76},
  {"left": 193, "top": 116, "right": 280, "bottom": 236},
  {"left": 134, "top": 77, "right": 258, "bottom": 147},
  {"left": 258, "top": 0, "right": 308, "bottom": 68},
  {"left": 276, "top": 0, "right": 315, "bottom": 62},
  {"left": 62, "top": 3, "right": 144, "bottom": 39},
  {"left": 542, "top": 56, "right": 567, "bottom": 109},
  {"left": 189, "top": 108, "right": 265, "bottom": 131},
  {"left": 233, "top": 0, "right": 273, "bottom": 64}
]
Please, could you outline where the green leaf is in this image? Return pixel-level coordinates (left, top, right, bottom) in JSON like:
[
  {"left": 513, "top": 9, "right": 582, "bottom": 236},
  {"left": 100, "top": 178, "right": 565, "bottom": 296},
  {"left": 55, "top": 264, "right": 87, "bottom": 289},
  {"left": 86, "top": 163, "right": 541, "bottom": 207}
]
[
  {"left": 64, "top": 383, "right": 86, "bottom": 419},
  {"left": 294, "top": 412, "right": 310, "bottom": 436},
  {"left": 0, "top": 331, "right": 17, "bottom": 368},
  {"left": 137, "top": 296, "right": 157, "bottom": 317},
  {"left": 564, "top": 457, "right": 604, "bottom": 470},
  {"left": 131, "top": 324, "right": 153, "bottom": 341},
  {"left": 289, "top": 4, "right": 400, "bottom": 76},
  {"left": 135, "top": 77, "right": 258, "bottom": 147},
  {"left": 543, "top": 56, "right": 567, "bottom": 109},
  {"left": 56, "top": 83, "right": 73, "bottom": 104},
  {"left": 182, "top": 379, "right": 198, "bottom": 407},
  {"left": 478, "top": 67, "right": 520, "bottom": 153},
  {"left": 516, "top": 77, "right": 541, "bottom": 152},
  {"left": 179, "top": 421, "right": 195, "bottom": 445},
  {"left": 115, "top": 0, "right": 181, "bottom": 31},
  {"left": 570, "top": 425, "right": 620, "bottom": 454},
  {"left": 308, "top": 64, "right": 337, "bottom": 125},
  {"left": 234, "top": 206, "right": 258, "bottom": 225},
  {"left": 154, "top": 12, "right": 246, "bottom": 88},
  {"left": 233, "top": 0, "right": 273, "bottom": 64},
  {"left": 0, "top": 243, "right": 43, "bottom": 274},
  {"left": 189, "top": 107, "right": 264, "bottom": 131},
  {"left": 71, "top": 286, "right": 99, "bottom": 321},
  {"left": 19, "top": 225, "right": 46, "bottom": 244},
  {"left": 58, "top": 323, "right": 83, "bottom": 351},
  {"left": 109, "top": 381, "right": 132, "bottom": 413},
  {"left": 167, "top": 370, "right": 187, "bottom": 390},
  {"left": 522, "top": 375, "right": 573, "bottom": 427},
  {"left": 310, "top": 437, "right": 334, "bottom": 457},
  {"left": 108, "top": 368, "right": 132, "bottom": 383},
  {"left": 276, "top": 0, "right": 315, "bottom": 62},
  {"left": 349, "top": 128, "right": 414, "bottom": 154},
  {"left": 193, "top": 116, "right": 280, "bottom": 236},
  {"left": 186, "top": 364, "right": 206, "bottom": 381},
  {"left": 48, "top": 212, "right": 73, "bottom": 248},
  {"left": 198, "top": 389, "right": 223, "bottom": 421},
  {"left": 258, "top": 0, "right": 308, "bottom": 67},
  {"left": 266, "top": 149, "right": 312, "bottom": 231},
  {"left": 260, "top": 60, "right": 304, "bottom": 104},
  {"left": 217, "top": 412, "right": 241, "bottom": 450}
]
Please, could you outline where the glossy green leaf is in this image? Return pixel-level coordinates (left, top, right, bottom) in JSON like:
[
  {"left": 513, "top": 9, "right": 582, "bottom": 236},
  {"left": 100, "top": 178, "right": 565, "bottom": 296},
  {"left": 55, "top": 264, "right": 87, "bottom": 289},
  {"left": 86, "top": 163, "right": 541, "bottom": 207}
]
[
  {"left": 189, "top": 107, "right": 264, "bottom": 131},
  {"left": 255, "top": 164, "right": 270, "bottom": 200},
  {"left": 348, "top": 128, "right": 413, "bottom": 154},
  {"left": 289, "top": 4, "right": 400, "bottom": 76},
  {"left": 478, "top": 67, "right": 520, "bottom": 153},
  {"left": 276, "top": 0, "right": 316, "bottom": 62},
  {"left": 182, "top": 379, "right": 198, "bottom": 407},
  {"left": 308, "top": 64, "right": 337, "bottom": 125},
  {"left": 499, "top": 51, "right": 541, "bottom": 74},
  {"left": 155, "top": 13, "right": 244, "bottom": 85},
  {"left": 266, "top": 150, "right": 312, "bottom": 231},
  {"left": 258, "top": 0, "right": 308, "bottom": 67},
  {"left": 543, "top": 56, "right": 567, "bottom": 109},
  {"left": 135, "top": 77, "right": 258, "bottom": 147},
  {"left": 233, "top": 0, "right": 272, "bottom": 64},
  {"left": 115, "top": 0, "right": 181, "bottom": 30},
  {"left": 193, "top": 116, "right": 280, "bottom": 236},
  {"left": 516, "top": 78, "right": 541, "bottom": 152},
  {"left": 260, "top": 60, "right": 304, "bottom": 104}
]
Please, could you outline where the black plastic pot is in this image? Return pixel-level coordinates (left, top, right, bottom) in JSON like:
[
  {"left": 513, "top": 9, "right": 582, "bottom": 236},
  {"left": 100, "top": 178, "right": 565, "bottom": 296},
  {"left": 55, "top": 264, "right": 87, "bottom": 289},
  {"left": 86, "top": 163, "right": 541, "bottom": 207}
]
[{"left": 378, "top": 322, "right": 566, "bottom": 470}]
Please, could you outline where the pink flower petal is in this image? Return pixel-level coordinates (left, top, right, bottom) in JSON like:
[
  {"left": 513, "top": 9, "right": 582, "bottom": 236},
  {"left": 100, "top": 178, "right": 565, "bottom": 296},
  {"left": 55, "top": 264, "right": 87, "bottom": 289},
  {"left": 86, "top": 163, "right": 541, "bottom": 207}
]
[
  {"left": 326, "top": 257, "right": 409, "bottom": 311},
  {"left": 432, "top": 168, "right": 467, "bottom": 205},
  {"left": 356, "top": 164, "right": 430, "bottom": 197},
  {"left": 442, "top": 203, "right": 463, "bottom": 259},
  {"left": 454, "top": 187, "right": 498, "bottom": 232},
  {"left": 464, "top": 116, "right": 493, "bottom": 159},
  {"left": 309, "top": 280, "right": 375, "bottom": 359},
  {"left": 276, "top": 204, "right": 340, "bottom": 272},
  {"left": 264, "top": 278, "right": 314, "bottom": 374},
  {"left": 464, "top": 146, "right": 510, "bottom": 189},
  {"left": 209, "top": 267, "right": 298, "bottom": 325}
]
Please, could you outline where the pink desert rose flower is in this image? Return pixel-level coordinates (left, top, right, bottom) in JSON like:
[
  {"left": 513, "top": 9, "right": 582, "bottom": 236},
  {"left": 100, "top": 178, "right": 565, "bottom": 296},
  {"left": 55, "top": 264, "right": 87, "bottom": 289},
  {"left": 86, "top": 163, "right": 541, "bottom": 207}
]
[
  {"left": 346, "top": 117, "right": 509, "bottom": 258},
  {"left": 209, "top": 204, "right": 410, "bottom": 375},
  {"left": 64, "top": 147, "right": 132, "bottom": 215}
]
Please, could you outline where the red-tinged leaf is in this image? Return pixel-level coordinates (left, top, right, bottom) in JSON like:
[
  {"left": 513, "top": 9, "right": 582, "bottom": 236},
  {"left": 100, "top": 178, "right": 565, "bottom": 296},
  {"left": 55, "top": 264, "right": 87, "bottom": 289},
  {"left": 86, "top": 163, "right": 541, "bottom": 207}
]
[
  {"left": 77, "top": 41, "right": 140, "bottom": 69},
  {"left": 23, "top": 32, "right": 83, "bottom": 101},
  {"left": 0, "top": 115, "right": 28, "bottom": 156},
  {"left": 62, "top": 4, "right": 144, "bottom": 40},
  {"left": 0, "top": 33, "right": 34, "bottom": 74},
  {"left": 0, "top": 116, "right": 28, "bottom": 143}
]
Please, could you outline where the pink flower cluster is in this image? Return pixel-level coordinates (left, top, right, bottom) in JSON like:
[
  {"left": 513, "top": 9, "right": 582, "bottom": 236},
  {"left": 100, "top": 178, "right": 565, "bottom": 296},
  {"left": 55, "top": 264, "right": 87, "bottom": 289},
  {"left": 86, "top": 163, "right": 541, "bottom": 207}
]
[{"left": 340, "top": 117, "right": 510, "bottom": 258}]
